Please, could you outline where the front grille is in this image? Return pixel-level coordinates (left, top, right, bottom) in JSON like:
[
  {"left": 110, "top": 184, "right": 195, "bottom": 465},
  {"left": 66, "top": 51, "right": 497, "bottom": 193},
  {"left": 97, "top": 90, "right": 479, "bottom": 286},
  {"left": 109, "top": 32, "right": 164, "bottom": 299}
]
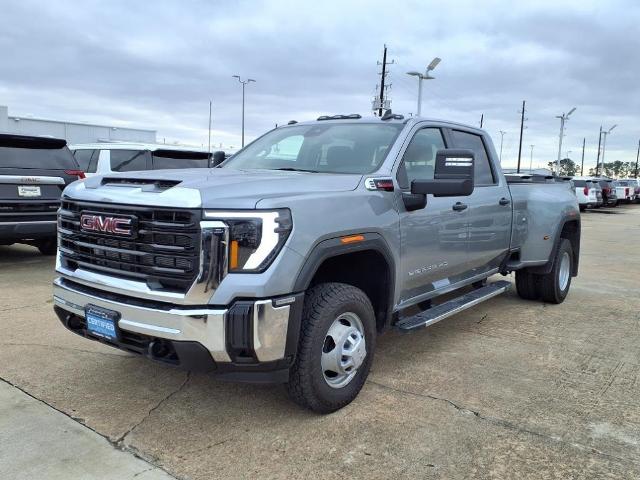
[
  {"left": 0, "top": 201, "right": 60, "bottom": 223},
  {"left": 58, "top": 200, "right": 201, "bottom": 293}
]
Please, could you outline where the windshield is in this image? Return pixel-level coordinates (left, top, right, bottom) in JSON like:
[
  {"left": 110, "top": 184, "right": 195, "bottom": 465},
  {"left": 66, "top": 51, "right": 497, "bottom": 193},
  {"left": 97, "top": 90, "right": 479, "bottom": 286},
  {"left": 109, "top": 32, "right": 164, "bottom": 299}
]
[{"left": 222, "top": 123, "right": 404, "bottom": 174}]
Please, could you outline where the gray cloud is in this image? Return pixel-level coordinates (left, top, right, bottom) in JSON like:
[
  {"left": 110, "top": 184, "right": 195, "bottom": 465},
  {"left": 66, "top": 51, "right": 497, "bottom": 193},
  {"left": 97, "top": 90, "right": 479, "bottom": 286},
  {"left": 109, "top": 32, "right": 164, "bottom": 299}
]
[{"left": 1, "top": 0, "right": 638, "bottom": 169}]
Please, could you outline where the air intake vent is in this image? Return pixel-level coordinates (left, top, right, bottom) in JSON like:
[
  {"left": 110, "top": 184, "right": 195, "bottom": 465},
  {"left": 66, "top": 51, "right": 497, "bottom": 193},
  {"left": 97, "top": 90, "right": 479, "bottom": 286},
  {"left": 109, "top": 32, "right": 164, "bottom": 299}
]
[{"left": 101, "top": 178, "right": 181, "bottom": 190}]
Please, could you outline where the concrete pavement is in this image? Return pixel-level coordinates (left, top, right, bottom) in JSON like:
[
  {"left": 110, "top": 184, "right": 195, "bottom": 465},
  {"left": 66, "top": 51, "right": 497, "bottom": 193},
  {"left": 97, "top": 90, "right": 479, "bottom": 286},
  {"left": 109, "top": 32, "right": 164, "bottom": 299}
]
[
  {"left": 0, "top": 205, "right": 639, "bottom": 479},
  {"left": 0, "top": 379, "right": 175, "bottom": 479}
]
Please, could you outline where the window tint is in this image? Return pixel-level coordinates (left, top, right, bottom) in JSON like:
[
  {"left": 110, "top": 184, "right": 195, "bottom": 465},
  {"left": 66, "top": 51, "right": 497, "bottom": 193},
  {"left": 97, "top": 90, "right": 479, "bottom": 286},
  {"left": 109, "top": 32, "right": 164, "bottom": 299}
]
[
  {"left": 451, "top": 130, "right": 495, "bottom": 185},
  {"left": 397, "top": 128, "right": 445, "bottom": 189},
  {"left": 73, "top": 149, "right": 97, "bottom": 171},
  {"left": 110, "top": 150, "right": 149, "bottom": 172},
  {"left": 573, "top": 180, "right": 586, "bottom": 187},
  {"left": 0, "top": 146, "right": 78, "bottom": 170}
]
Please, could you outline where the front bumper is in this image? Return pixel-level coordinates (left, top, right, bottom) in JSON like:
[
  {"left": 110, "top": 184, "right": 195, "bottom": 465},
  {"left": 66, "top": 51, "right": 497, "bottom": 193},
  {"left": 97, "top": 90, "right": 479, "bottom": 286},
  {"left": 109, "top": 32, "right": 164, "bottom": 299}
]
[
  {"left": 0, "top": 220, "right": 57, "bottom": 241},
  {"left": 53, "top": 277, "right": 304, "bottom": 382}
]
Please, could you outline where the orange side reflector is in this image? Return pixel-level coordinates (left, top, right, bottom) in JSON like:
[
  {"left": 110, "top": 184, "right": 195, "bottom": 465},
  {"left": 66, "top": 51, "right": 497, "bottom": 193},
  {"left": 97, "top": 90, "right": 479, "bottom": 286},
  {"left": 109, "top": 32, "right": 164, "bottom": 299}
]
[
  {"left": 230, "top": 240, "right": 239, "bottom": 269},
  {"left": 340, "top": 234, "right": 365, "bottom": 244}
]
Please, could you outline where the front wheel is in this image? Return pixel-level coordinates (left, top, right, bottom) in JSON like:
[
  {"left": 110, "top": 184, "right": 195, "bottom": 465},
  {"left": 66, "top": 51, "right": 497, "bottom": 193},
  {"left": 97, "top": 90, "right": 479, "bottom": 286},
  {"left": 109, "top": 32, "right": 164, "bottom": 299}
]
[
  {"left": 37, "top": 238, "right": 57, "bottom": 255},
  {"left": 287, "top": 283, "right": 376, "bottom": 413}
]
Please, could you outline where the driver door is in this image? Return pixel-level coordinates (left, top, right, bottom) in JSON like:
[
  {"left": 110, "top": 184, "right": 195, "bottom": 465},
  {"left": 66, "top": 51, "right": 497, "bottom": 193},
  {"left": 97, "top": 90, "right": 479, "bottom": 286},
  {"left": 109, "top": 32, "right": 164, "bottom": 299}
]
[{"left": 396, "top": 127, "right": 470, "bottom": 304}]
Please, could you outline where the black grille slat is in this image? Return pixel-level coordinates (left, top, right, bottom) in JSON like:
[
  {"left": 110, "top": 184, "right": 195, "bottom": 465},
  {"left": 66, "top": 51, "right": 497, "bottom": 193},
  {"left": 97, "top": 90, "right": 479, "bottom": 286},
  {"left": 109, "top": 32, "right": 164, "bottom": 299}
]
[{"left": 59, "top": 200, "right": 201, "bottom": 292}]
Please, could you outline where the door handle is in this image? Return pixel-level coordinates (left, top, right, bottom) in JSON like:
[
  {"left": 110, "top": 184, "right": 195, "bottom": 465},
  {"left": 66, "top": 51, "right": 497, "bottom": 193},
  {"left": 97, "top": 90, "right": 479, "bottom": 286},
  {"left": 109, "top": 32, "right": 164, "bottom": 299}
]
[
  {"left": 499, "top": 197, "right": 511, "bottom": 206},
  {"left": 452, "top": 202, "right": 468, "bottom": 211}
]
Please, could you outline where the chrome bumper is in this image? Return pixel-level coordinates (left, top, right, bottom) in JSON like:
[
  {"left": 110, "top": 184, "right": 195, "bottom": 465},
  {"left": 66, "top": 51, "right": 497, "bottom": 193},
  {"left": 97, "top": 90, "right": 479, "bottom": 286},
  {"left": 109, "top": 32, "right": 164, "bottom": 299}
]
[{"left": 53, "top": 277, "right": 294, "bottom": 364}]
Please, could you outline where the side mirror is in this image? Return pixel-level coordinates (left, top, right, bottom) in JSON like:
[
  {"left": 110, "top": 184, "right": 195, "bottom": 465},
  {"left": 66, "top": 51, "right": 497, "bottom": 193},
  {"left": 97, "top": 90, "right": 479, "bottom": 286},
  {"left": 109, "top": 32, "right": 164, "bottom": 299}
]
[
  {"left": 212, "top": 151, "right": 226, "bottom": 167},
  {"left": 410, "top": 149, "right": 475, "bottom": 197}
]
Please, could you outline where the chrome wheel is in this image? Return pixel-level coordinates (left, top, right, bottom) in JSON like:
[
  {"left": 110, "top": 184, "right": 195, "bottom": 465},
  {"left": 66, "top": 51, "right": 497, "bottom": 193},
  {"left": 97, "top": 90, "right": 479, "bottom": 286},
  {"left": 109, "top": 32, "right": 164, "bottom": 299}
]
[
  {"left": 321, "top": 312, "right": 366, "bottom": 389},
  {"left": 558, "top": 251, "right": 571, "bottom": 291}
]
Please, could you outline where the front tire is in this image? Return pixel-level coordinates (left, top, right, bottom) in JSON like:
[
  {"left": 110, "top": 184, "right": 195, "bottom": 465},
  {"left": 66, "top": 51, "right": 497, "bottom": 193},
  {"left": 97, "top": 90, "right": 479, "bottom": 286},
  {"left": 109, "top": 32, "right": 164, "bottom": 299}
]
[
  {"left": 287, "top": 283, "right": 376, "bottom": 413},
  {"left": 538, "top": 239, "right": 573, "bottom": 304},
  {"left": 37, "top": 238, "right": 57, "bottom": 256}
]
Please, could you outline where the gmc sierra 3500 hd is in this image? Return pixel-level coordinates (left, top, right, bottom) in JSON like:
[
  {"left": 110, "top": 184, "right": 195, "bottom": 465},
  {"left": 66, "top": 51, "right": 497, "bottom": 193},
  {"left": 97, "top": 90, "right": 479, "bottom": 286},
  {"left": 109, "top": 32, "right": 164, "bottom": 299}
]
[{"left": 53, "top": 114, "right": 580, "bottom": 413}]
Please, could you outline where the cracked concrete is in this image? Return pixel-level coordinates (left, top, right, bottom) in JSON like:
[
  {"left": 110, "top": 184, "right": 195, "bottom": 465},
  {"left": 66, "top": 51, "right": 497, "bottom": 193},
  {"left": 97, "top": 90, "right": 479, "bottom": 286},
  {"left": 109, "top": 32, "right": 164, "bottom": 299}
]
[{"left": 1, "top": 206, "right": 639, "bottom": 479}]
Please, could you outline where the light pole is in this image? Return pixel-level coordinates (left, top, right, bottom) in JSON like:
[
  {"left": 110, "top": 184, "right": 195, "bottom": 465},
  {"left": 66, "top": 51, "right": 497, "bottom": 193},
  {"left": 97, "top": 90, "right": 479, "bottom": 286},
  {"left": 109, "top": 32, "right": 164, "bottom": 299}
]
[
  {"left": 232, "top": 75, "right": 256, "bottom": 148},
  {"left": 406, "top": 57, "right": 441, "bottom": 116},
  {"left": 556, "top": 107, "right": 576, "bottom": 176},
  {"left": 529, "top": 144, "right": 535, "bottom": 173},
  {"left": 600, "top": 124, "right": 617, "bottom": 176},
  {"left": 499, "top": 130, "right": 506, "bottom": 164}
]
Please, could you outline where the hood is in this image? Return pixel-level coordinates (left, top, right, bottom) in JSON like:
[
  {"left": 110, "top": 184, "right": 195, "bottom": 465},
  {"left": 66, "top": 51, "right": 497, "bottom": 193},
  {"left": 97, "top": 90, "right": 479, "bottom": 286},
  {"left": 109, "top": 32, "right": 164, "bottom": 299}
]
[{"left": 65, "top": 168, "right": 362, "bottom": 209}]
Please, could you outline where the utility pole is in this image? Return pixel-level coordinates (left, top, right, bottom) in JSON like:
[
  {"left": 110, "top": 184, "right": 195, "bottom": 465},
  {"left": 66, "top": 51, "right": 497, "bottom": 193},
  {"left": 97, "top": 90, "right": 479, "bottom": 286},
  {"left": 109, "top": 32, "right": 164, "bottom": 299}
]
[
  {"left": 555, "top": 107, "right": 576, "bottom": 176},
  {"left": 232, "top": 75, "right": 256, "bottom": 148},
  {"left": 207, "top": 100, "right": 212, "bottom": 154},
  {"left": 499, "top": 130, "right": 506, "bottom": 164},
  {"left": 376, "top": 45, "right": 394, "bottom": 117},
  {"left": 580, "top": 137, "right": 586, "bottom": 175},
  {"left": 480, "top": 114, "right": 484, "bottom": 128},
  {"left": 595, "top": 126, "right": 603, "bottom": 176},
  {"left": 517, "top": 100, "right": 526, "bottom": 173}
]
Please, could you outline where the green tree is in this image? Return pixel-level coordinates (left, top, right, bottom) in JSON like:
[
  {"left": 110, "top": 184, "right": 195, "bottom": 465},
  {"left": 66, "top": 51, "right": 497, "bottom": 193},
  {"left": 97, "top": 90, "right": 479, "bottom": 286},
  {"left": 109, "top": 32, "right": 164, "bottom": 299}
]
[{"left": 548, "top": 158, "right": 577, "bottom": 176}]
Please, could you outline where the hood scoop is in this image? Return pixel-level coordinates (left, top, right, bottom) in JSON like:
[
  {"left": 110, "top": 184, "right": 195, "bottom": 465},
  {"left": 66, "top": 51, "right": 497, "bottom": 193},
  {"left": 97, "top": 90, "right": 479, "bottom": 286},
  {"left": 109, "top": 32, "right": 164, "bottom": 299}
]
[{"left": 100, "top": 177, "right": 182, "bottom": 192}]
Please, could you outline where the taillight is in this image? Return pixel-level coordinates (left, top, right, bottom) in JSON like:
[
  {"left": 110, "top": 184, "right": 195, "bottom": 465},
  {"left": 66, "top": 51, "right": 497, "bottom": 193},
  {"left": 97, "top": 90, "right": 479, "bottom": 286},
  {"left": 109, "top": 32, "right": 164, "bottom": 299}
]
[
  {"left": 65, "top": 169, "right": 86, "bottom": 179},
  {"left": 583, "top": 186, "right": 588, "bottom": 195}
]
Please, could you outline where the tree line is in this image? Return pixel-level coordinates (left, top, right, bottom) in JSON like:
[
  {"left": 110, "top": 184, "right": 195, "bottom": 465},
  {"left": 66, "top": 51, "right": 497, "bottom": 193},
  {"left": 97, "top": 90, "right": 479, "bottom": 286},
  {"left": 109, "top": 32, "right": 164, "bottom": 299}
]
[{"left": 547, "top": 158, "right": 639, "bottom": 178}]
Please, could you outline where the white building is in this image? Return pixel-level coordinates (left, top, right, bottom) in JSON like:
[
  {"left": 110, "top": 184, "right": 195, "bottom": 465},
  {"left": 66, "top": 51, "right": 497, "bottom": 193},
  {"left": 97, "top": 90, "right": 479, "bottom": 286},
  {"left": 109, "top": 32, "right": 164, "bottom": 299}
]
[{"left": 0, "top": 105, "right": 156, "bottom": 144}]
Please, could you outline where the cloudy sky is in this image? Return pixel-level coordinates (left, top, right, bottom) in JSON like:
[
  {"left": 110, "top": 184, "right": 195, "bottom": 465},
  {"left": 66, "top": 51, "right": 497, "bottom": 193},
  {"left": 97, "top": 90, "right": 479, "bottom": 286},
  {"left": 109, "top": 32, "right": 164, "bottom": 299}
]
[{"left": 1, "top": 0, "right": 638, "bottom": 170}]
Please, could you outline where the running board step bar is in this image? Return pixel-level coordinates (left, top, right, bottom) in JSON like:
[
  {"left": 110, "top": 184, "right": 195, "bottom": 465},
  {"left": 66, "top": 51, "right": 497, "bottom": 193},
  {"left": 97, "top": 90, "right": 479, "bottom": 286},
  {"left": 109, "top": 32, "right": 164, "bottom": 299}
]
[{"left": 396, "top": 280, "right": 511, "bottom": 331}]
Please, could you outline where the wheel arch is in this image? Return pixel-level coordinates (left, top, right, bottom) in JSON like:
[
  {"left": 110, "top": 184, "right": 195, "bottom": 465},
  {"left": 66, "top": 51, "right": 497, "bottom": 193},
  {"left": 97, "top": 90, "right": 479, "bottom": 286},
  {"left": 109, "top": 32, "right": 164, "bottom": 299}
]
[{"left": 293, "top": 233, "right": 396, "bottom": 332}]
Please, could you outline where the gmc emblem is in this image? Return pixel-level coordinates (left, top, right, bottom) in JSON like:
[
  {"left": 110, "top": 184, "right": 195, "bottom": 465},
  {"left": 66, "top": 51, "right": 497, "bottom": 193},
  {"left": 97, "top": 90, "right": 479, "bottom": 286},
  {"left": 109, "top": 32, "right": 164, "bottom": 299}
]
[{"left": 80, "top": 214, "right": 135, "bottom": 236}]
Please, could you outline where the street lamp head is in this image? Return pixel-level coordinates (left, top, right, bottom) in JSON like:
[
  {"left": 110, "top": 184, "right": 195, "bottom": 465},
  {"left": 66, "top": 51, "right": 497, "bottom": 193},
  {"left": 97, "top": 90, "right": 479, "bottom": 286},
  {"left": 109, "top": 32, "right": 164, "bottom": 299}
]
[
  {"left": 567, "top": 107, "right": 576, "bottom": 117},
  {"left": 406, "top": 71, "right": 421, "bottom": 77},
  {"left": 248, "top": 78, "right": 256, "bottom": 83},
  {"left": 232, "top": 75, "right": 240, "bottom": 79},
  {"left": 427, "top": 57, "right": 441, "bottom": 71}
]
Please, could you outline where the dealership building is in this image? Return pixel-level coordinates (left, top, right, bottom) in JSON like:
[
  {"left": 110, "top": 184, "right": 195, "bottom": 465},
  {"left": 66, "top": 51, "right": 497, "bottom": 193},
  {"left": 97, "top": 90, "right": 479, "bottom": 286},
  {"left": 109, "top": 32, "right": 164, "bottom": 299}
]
[{"left": 0, "top": 105, "right": 156, "bottom": 144}]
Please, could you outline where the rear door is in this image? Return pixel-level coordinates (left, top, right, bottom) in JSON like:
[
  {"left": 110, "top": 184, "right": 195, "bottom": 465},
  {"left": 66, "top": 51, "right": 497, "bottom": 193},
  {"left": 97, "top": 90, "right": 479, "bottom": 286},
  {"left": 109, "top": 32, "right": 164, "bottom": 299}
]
[{"left": 447, "top": 128, "right": 511, "bottom": 273}]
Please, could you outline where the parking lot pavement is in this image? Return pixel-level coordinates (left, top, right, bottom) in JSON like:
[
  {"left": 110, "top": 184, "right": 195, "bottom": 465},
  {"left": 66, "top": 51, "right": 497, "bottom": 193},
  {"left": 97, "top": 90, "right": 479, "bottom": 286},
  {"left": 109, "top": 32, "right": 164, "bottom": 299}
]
[
  {"left": 0, "top": 380, "right": 175, "bottom": 480},
  {"left": 0, "top": 205, "right": 639, "bottom": 479}
]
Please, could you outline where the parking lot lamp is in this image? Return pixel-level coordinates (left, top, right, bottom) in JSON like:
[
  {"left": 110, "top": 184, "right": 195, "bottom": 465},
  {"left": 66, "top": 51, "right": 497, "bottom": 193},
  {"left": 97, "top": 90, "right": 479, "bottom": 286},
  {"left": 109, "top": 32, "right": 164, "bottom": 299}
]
[
  {"left": 233, "top": 75, "right": 256, "bottom": 148},
  {"left": 556, "top": 107, "right": 576, "bottom": 176},
  {"left": 406, "top": 57, "right": 441, "bottom": 116},
  {"left": 600, "top": 124, "right": 617, "bottom": 172}
]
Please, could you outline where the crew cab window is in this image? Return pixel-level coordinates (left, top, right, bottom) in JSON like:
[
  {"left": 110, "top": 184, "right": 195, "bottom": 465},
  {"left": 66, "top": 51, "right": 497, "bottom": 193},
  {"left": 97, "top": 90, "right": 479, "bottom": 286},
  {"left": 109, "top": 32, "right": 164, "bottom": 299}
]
[
  {"left": 110, "top": 150, "right": 149, "bottom": 172},
  {"left": 450, "top": 130, "right": 495, "bottom": 186},
  {"left": 73, "top": 149, "right": 99, "bottom": 173},
  {"left": 396, "top": 128, "right": 445, "bottom": 189}
]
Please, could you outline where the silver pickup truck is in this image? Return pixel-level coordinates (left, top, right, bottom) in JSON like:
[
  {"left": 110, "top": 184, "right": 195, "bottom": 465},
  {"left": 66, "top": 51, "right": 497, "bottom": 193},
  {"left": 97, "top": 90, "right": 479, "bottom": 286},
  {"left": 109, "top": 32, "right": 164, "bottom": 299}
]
[{"left": 53, "top": 115, "right": 580, "bottom": 412}]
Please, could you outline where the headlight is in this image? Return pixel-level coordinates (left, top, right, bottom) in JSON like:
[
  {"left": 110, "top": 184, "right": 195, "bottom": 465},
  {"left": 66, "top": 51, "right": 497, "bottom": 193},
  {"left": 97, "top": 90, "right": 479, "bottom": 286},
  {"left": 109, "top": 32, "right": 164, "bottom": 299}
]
[{"left": 203, "top": 209, "right": 292, "bottom": 272}]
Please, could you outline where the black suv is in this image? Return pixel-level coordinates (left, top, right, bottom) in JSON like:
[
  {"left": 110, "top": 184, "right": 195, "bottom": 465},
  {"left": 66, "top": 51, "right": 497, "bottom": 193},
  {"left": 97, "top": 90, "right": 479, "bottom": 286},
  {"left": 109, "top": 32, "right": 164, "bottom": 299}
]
[{"left": 0, "top": 134, "right": 82, "bottom": 254}]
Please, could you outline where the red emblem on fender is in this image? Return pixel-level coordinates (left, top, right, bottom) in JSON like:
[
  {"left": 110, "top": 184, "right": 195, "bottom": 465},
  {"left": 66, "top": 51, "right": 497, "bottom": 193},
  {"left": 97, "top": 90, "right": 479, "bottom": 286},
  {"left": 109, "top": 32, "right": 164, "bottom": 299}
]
[{"left": 80, "top": 214, "right": 133, "bottom": 236}]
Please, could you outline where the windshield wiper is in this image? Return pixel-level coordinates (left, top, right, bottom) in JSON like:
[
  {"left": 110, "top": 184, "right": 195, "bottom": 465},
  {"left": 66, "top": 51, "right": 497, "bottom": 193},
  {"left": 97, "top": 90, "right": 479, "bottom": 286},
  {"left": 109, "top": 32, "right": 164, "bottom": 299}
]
[{"left": 274, "top": 167, "right": 320, "bottom": 173}]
